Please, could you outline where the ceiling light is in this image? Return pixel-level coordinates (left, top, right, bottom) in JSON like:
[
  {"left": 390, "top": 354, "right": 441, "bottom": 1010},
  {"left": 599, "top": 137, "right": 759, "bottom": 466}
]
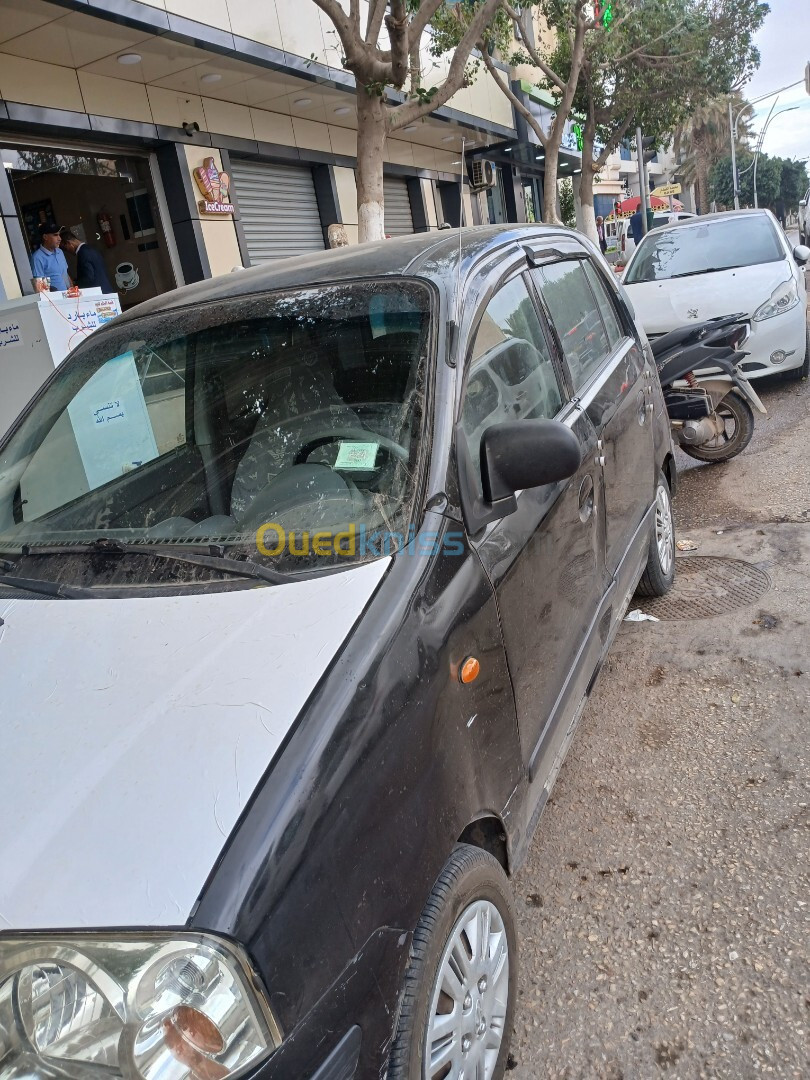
[
  {"left": 201, "top": 73, "right": 222, "bottom": 84},
  {"left": 117, "top": 53, "right": 142, "bottom": 65},
  {"left": 441, "top": 135, "right": 456, "bottom": 143},
  {"left": 402, "top": 124, "right": 417, "bottom": 132},
  {"left": 294, "top": 97, "right": 312, "bottom": 107},
  {"left": 334, "top": 106, "right": 352, "bottom": 116},
  {"left": 503, "top": 147, "right": 512, "bottom": 152}
]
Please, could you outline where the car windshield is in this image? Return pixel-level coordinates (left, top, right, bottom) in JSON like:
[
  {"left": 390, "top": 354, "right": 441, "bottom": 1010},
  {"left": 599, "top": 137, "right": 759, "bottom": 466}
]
[
  {"left": 625, "top": 215, "right": 783, "bottom": 283},
  {"left": 0, "top": 280, "right": 431, "bottom": 583}
]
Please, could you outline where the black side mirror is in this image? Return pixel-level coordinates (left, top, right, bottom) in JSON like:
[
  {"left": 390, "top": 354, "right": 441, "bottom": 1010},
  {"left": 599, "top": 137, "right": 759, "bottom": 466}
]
[
  {"left": 481, "top": 419, "right": 582, "bottom": 506},
  {"left": 792, "top": 244, "right": 810, "bottom": 265},
  {"left": 456, "top": 419, "right": 582, "bottom": 535}
]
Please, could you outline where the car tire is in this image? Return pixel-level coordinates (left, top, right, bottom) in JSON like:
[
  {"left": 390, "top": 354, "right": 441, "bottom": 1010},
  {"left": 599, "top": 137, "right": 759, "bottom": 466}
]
[
  {"left": 636, "top": 471, "right": 675, "bottom": 598},
  {"left": 784, "top": 324, "right": 809, "bottom": 381},
  {"left": 387, "top": 844, "right": 518, "bottom": 1080}
]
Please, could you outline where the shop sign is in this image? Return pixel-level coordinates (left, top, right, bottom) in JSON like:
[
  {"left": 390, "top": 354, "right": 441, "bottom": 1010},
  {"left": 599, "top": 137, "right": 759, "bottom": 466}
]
[
  {"left": 194, "top": 157, "right": 235, "bottom": 215},
  {"left": 651, "top": 183, "right": 682, "bottom": 197}
]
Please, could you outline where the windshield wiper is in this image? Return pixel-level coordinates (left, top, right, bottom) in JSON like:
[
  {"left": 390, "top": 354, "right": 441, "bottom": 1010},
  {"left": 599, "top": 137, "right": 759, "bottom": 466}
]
[
  {"left": 0, "top": 574, "right": 96, "bottom": 599},
  {"left": 3, "top": 538, "right": 291, "bottom": 587},
  {"left": 668, "top": 265, "right": 747, "bottom": 279}
]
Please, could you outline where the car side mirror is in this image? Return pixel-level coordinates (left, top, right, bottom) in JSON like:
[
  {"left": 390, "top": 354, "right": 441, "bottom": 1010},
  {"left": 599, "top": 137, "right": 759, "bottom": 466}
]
[
  {"left": 481, "top": 420, "right": 582, "bottom": 505},
  {"left": 800, "top": 199, "right": 807, "bottom": 208},
  {"left": 792, "top": 244, "right": 810, "bottom": 265}
]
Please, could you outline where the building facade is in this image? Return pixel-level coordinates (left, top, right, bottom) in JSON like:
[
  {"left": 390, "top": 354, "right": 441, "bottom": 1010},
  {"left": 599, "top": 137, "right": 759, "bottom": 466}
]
[{"left": 0, "top": 0, "right": 525, "bottom": 307}]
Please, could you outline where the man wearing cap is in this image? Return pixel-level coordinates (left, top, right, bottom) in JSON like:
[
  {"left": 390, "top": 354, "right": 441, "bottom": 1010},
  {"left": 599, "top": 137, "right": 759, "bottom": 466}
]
[{"left": 30, "top": 222, "right": 71, "bottom": 292}]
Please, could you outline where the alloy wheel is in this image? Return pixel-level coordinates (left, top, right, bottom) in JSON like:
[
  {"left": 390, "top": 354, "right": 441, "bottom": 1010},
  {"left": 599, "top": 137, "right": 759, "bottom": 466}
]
[
  {"left": 424, "top": 899, "right": 510, "bottom": 1080},
  {"left": 655, "top": 483, "right": 674, "bottom": 576}
]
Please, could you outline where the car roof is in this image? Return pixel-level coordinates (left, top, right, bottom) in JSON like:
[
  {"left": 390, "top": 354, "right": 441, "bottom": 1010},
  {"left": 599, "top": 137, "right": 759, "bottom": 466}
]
[
  {"left": 109, "top": 223, "right": 584, "bottom": 328},
  {"left": 649, "top": 208, "right": 773, "bottom": 230}
]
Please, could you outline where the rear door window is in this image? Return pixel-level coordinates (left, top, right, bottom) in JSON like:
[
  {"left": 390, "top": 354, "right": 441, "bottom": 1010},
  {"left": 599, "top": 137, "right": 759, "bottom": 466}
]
[
  {"left": 582, "top": 261, "right": 625, "bottom": 349},
  {"left": 532, "top": 262, "right": 611, "bottom": 392}
]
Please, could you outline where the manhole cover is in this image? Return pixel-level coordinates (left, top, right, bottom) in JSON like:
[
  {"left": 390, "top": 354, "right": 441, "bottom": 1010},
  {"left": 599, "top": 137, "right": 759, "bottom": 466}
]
[{"left": 637, "top": 556, "right": 771, "bottom": 620}]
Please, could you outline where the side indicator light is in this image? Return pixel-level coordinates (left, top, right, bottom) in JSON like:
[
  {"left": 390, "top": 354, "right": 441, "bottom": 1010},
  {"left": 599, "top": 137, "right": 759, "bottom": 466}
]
[{"left": 460, "top": 656, "right": 481, "bottom": 684}]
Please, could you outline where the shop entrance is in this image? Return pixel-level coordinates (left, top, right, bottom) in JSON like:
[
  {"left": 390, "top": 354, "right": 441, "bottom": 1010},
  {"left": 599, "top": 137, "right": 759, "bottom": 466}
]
[{"left": 2, "top": 144, "right": 177, "bottom": 310}]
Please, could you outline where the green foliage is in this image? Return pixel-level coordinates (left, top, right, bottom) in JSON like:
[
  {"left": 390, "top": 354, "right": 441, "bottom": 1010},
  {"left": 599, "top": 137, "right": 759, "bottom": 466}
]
[
  {"left": 559, "top": 178, "right": 576, "bottom": 227},
  {"left": 711, "top": 154, "right": 810, "bottom": 210}
]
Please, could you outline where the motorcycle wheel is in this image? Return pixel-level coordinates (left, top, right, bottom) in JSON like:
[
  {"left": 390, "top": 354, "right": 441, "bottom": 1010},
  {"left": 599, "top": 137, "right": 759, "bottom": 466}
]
[{"left": 679, "top": 390, "right": 754, "bottom": 463}]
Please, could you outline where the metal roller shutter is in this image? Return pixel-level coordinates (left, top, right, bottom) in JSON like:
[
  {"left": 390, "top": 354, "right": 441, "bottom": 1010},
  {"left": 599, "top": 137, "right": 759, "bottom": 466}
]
[
  {"left": 383, "top": 177, "right": 414, "bottom": 236},
  {"left": 230, "top": 160, "right": 325, "bottom": 262}
]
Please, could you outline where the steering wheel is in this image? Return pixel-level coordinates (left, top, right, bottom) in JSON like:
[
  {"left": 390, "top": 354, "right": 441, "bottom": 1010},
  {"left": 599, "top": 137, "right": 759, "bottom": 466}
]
[{"left": 293, "top": 428, "right": 410, "bottom": 466}]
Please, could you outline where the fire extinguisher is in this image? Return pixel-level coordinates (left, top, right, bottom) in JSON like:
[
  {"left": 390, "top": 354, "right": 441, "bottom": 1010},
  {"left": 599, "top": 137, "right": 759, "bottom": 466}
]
[{"left": 97, "top": 210, "right": 116, "bottom": 249}]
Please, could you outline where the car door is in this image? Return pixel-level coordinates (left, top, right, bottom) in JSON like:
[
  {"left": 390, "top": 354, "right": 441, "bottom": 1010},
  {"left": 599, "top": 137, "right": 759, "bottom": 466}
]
[
  {"left": 531, "top": 257, "right": 655, "bottom": 601},
  {"left": 457, "top": 271, "right": 605, "bottom": 784}
]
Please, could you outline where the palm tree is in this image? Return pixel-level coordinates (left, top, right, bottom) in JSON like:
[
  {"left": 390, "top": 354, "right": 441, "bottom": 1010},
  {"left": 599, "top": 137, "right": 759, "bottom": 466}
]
[{"left": 674, "top": 92, "right": 754, "bottom": 213}]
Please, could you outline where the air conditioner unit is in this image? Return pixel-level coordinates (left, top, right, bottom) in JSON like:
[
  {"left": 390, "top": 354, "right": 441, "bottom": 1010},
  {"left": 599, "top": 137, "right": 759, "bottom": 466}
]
[{"left": 469, "top": 159, "right": 497, "bottom": 191}]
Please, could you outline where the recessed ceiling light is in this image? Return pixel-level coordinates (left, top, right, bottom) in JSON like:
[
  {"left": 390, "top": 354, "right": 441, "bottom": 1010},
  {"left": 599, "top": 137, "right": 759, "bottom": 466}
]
[
  {"left": 402, "top": 124, "right": 418, "bottom": 132},
  {"left": 334, "top": 105, "right": 352, "bottom": 116},
  {"left": 441, "top": 134, "right": 456, "bottom": 143},
  {"left": 201, "top": 72, "right": 222, "bottom": 84},
  {"left": 294, "top": 97, "right": 312, "bottom": 107},
  {"left": 117, "top": 53, "right": 142, "bottom": 65}
]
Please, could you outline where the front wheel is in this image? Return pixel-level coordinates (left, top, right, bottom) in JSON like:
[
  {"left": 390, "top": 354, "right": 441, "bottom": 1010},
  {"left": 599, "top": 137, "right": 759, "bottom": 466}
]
[
  {"left": 679, "top": 390, "right": 754, "bottom": 463},
  {"left": 388, "top": 845, "right": 517, "bottom": 1080},
  {"left": 784, "top": 324, "right": 809, "bottom": 381},
  {"left": 636, "top": 472, "right": 675, "bottom": 598}
]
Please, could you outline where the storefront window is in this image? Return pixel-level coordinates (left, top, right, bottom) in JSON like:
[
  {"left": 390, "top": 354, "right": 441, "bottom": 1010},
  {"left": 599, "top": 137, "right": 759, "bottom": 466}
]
[{"left": 2, "top": 145, "right": 176, "bottom": 310}]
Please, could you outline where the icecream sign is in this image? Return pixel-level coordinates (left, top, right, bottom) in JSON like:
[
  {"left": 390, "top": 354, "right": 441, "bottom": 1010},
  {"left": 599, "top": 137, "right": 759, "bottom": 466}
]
[{"left": 193, "top": 157, "right": 235, "bottom": 215}]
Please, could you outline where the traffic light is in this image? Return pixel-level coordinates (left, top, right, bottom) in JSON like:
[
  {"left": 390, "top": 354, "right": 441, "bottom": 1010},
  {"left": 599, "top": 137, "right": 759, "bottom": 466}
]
[{"left": 640, "top": 136, "right": 657, "bottom": 163}]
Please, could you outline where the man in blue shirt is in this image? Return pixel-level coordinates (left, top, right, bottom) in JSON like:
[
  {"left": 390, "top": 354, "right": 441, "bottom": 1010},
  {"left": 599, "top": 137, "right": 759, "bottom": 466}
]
[{"left": 30, "top": 222, "right": 71, "bottom": 292}]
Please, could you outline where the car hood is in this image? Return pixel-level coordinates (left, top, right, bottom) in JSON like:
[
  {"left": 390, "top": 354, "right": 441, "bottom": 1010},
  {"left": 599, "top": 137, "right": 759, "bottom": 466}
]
[
  {"left": 623, "top": 260, "right": 790, "bottom": 333},
  {"left": 0, "top": 559, "right": 389, "bottom": 931}
]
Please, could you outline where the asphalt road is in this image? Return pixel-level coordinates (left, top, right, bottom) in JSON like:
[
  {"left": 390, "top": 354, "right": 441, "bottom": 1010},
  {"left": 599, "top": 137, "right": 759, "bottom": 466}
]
[{"left": 508, "top": 325, "right": 809, "bottom": 1077}]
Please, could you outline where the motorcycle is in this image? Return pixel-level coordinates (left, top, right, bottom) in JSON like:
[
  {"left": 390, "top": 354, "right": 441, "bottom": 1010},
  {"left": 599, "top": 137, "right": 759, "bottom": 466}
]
[{"left": 650, "top": 313, "right": 767, "bottom": 463}]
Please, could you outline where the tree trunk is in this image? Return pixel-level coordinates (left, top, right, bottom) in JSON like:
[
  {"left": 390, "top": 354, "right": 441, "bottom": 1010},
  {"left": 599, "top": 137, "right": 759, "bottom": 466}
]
[
  {"left": 577, "top": 168, "right": 598, "bottom": 243},
  {"left": 356, "top": 92, "right": 387, "bottom": 242},
  {"left": 577, "top": 123, "right": 598, "bottom": 243},
  {"left": 694, "top": 138, "right": 710, "bottom": 216},
  {"left": 543, "top": 141, "right": 562, "bottom": 225}
]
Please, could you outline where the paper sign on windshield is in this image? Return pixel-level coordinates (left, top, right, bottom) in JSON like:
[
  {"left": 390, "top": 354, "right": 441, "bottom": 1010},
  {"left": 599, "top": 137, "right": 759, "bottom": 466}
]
[{"left": 335, "top": 441, "right": 380, "bottom": 470}]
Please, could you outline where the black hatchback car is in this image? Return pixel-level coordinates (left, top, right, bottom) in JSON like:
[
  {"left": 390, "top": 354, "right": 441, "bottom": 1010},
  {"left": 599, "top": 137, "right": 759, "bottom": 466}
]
[{"left": 0, "top": 225, "right": 675, "bottom": 1080}]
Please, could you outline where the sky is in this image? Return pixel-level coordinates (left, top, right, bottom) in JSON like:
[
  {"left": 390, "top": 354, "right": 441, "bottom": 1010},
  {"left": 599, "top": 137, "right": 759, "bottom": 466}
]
[{"left": 745, "top": 0, "right": 809, "bottom": 160}]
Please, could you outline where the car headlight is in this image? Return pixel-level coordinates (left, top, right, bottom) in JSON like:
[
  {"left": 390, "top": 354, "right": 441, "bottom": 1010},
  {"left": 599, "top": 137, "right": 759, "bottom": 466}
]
[
  {"left": 0, "top": 933, "right": 281, "bottom": 1080},
  {"left": 752, "top": 277, "right": 800, "bottom": 321}
]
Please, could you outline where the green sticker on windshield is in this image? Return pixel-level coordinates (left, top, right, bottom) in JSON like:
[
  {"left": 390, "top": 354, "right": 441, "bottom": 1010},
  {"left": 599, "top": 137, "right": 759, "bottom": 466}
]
[{"left": 335, "top": 441, "right": 379, "bottom": 470}]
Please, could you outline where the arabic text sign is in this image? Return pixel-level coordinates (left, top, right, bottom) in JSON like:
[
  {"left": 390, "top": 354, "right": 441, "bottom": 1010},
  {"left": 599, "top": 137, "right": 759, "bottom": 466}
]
[
  {"left": 67, "top": 352, "right": 159, "bottom": 490},
  {"left": 651, "top": 183, "right": 682, "bottom": 197},
  {"left": 0, "top": 322, "right": 22, "bottom": 349}
]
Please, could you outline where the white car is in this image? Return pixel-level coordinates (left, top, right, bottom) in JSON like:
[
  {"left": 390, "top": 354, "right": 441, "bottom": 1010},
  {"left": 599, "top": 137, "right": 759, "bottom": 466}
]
[
  {"left": 605, "top": 211, "right": 696, "bottom": 263},
  {"left": 622, "top": 209, "right": 810, "bottom": 380}
]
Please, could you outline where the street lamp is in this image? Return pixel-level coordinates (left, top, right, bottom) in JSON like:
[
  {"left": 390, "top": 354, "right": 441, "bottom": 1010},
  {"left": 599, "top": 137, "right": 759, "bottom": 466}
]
[
  {"left": 752, "top": 105, "right": 799, "bottom": 209},
  {"left": 728, "top": 78, "right": 804, "bottom": 210}
]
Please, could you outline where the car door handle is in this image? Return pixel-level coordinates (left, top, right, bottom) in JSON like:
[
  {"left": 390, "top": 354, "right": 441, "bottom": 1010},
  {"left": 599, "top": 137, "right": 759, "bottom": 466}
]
[{"left": 578, "top": 474, "right": 595, "bottom": 521}]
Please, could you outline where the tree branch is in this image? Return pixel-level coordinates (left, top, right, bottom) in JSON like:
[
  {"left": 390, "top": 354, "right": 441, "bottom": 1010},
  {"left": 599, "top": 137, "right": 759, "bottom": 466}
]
[
  {"left": 388, "top": 0, "right": 503, "bottom": 130},
  {"left": 366, "top": 0, "right": 387, "bottom": 44},
  {"left": 503, "top": 1, "right": 566, "bottom": 92},
  {"left": 386, "top": 0, "right": 409, "bottom": 89},
  {"left": 479, "top": 47, "right": 547, "bottom": 147},
  {"left": 613, "top": 19, "right": 686, "bottom": 64},
  {"left": 407, "top": 0, "right": 445, "bottom": 46}
]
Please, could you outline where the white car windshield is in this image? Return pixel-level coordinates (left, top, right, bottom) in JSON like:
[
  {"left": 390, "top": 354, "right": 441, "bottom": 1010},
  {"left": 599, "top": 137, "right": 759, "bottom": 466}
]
[
  {"left": 625, "top": 215, "right": 783, "bottom": 284},
  {"left": 0, "top": 280, "right": 431, "bottom": 584}
]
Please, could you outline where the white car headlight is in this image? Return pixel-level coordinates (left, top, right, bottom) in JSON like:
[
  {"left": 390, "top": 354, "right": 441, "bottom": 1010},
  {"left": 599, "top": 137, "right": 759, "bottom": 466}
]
[
  {"left": 752, "top": 277, "right": 800, "bottom": 321},
  {"left": 0, "top": 933, "right": 281, "bottom": 1080}
]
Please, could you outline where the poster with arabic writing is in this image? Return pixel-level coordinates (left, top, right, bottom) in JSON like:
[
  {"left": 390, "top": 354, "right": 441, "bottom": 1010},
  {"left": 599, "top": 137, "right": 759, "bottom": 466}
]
[{"left": 67, "top": 352, "right": 159, "bottom": 490}]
